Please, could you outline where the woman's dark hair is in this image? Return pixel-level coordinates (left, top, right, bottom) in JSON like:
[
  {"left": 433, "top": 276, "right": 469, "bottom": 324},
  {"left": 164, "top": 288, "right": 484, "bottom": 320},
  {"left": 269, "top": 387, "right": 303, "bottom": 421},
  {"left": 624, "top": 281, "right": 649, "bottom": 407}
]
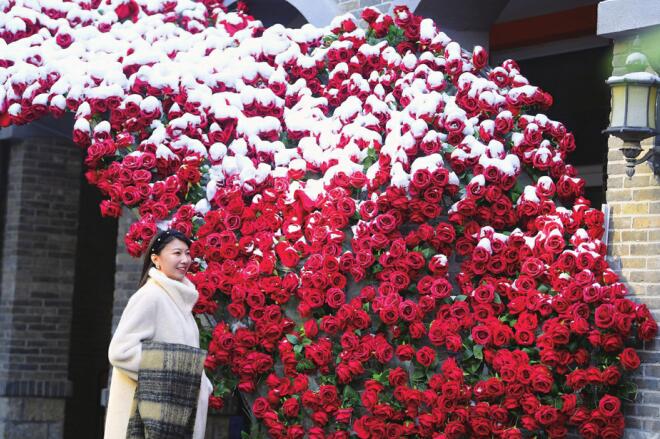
[{"left": 138, "top": 229, "right": 193, "bottom": 288}]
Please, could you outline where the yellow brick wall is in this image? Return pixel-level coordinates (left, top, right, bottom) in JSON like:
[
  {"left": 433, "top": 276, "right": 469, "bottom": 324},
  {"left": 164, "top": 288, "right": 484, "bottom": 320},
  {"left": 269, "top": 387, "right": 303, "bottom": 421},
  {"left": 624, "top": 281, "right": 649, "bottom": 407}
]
[
  {"left": 606, "top": 136, "right": 660, "bottom": 295},
  {"left": 606, "top": 37, "right": 660, "bottom": 432}
]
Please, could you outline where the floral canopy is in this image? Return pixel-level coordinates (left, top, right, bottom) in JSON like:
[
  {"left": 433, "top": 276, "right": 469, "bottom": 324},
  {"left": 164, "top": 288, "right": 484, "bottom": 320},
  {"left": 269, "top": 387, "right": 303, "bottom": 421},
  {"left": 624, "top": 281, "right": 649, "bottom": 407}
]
[{"left": 0, "top": 1, "right": 657, "bottom": 438}]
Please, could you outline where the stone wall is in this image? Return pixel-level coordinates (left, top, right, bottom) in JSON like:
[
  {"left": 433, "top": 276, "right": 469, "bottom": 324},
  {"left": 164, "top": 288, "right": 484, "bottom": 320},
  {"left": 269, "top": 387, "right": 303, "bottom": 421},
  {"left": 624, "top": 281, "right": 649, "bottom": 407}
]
[
  {"left": 0, "top": 137, "right": 82, "bottom": 438},
  {"left": 605, "top": 36, "right": 660, "bottom": 436}
]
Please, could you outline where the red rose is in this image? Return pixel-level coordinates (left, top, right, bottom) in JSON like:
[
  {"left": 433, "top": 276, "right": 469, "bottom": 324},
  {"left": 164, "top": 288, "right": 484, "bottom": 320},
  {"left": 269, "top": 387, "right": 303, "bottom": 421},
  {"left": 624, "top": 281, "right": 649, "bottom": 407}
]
[
  {"left": 340, "top": 19, "right": 356, "bottom": 33},
  {"left": 411, "top": 169, "right": 432, "bottom": 191},
  {"left": 560, "top": 394, "right": 577, "bottom": 415},
  {"left": 531, "top": 369, "right": 553, "bottom": 394},
  {"left": 639, "top": 319, "right": 658, "bottom": 341},
  {"left": 601, "top": 366, "right": 621, "bottom": 386},
  {"left": 335, "top": 407, "right": 353, "bottom": 424},
  {"left": 311, "top": 412, "right": 328, "bottom": 426},
  {"left": 100, "top": 200, "right": 121, "bottom": 217},
  {"left": 287, "top": 425, "right": 305, "bottom": 439},
  {"left": 282, "top": 397, "right": 300, "bottom": 417},
  {"left": 513, "top": 327, "right": 534, "bottom": 345},
  {"left": 521, "top": 257, "right": 545, "bottom": 278},
  {"left": 55, "top": 32, "right": 73, "bottom": 48},
  {"left": 415, "top": 346, "right": 435, "bottom": 367},
  {"left": 373, "top": 339, "right": 393, "bottom": 364},
  {"left": 253, "top": 397, "right": 271, "bottom": 418},
  {"left": 472, "top": 46, "right": 488, "bottom": 70},
  {"left": 361, "top": 390, "right": 378, "bottom": 410},
  {"left": 361, "top": 7, "right": 380, "bottom": 23},
  {"left": 326, "top": 287, "right": 346, "bottom": 308},
  {"left": 579, "top": 422, "right": 600, "bottom": 437},
  {"left": 495, "top": 112, "right": 513, "bottom": 134},
  {"left": 620, "top": 348, "right": 640, "bottom": 370},
  {"left": 534, "top": 405, "right": 558, "bottom": 426},
  {"left": 470, "top": 417, "right": 491, "bottom": 436},
  {"left": 595, "top": 304, "right": 615, "bottom": 329},
  {"left": 320, "top": 315, "right": 340, "bottom": 334},
  {"left": 500, "top": 428, "right": 523, "bottom": 439},
  {"left": 472, "top": 325, "right": 491, "bottom": 345},
  {"left": 396, "top": 344, "right": 414, "bottom": 361},
  {"left": 388, "top": 367, "right": 408, "bottom": 387},
  {"left": 208, "top": 395, "right": 223, "bottom": 410},
  {"left": 275, "top": 241, "right": 300, "bottom": 268},
  {"left": 598, "top": 394, "right": 621, "bottom": 417},
  {"left": 602, "top": 333, "right": 623, "bottom": 352}
]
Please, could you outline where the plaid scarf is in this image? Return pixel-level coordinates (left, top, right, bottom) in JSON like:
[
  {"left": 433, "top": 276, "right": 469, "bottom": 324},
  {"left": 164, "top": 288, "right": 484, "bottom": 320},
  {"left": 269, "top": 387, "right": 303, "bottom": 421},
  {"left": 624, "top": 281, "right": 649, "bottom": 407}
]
[{"left": 126, "top": 342, "right": 206, "bottom": 439}]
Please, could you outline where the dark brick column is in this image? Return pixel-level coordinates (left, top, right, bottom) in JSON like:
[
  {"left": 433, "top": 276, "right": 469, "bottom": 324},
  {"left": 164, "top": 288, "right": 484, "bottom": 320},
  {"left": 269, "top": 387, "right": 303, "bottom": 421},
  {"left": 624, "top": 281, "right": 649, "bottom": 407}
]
[
  {"left": 111, "top": 208, "right": 142, "bottom": 332},
  {"left": 0, "top": 136, "right": 81, "bottom": 438},
  {"left": 99, "top": 207, "right": 141, "bottom": 416}
]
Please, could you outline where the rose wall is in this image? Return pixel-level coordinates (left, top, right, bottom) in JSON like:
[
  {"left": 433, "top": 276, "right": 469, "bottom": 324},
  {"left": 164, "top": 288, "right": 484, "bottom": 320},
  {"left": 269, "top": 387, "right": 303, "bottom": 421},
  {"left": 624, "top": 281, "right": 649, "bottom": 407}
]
[{"left": 0, "top": 1, "right": 657, "bottom": 438}]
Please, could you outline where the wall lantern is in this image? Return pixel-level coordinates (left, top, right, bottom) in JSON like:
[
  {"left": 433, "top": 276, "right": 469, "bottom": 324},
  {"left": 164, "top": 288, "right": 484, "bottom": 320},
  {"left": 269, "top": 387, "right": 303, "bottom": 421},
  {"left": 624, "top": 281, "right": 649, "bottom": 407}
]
[{"left": 604, "top": 51, "right": 659, "bottom": 178}]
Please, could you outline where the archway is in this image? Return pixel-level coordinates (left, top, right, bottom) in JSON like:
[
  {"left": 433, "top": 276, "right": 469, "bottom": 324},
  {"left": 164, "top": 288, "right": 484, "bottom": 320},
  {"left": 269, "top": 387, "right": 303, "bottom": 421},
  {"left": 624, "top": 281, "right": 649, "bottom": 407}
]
[{"left": 226, "top": 0, "right": 341, "bottom": 27}]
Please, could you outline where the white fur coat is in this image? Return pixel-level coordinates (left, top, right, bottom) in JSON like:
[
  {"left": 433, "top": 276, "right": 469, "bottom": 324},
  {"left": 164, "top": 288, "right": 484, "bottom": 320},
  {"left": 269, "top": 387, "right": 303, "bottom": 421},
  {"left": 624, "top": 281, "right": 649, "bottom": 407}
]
[{"left": 104, "top": 267, "right": 213, "bottom": 439}]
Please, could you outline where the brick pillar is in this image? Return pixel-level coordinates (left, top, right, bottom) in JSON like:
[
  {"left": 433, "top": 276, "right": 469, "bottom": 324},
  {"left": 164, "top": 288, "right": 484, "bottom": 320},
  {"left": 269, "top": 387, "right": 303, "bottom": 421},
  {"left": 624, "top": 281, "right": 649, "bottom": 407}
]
[
  {"left": 604, "top": 37, "right": 660, "bottom": 435},
  {"left": 99, "top": 209, "right": 142, "bottom": 432},
  {"left": 110, "top": 208, "right": 143, "bottom": 332},
  {"left": 0, "top": 137, "right": 81, "bottom": 438}
]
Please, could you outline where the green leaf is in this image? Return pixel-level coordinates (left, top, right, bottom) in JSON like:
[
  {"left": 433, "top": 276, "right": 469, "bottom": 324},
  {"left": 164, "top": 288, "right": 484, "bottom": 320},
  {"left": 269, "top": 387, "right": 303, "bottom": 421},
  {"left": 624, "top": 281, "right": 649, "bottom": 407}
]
[
  {"left": 442, "top": 142, "right": 456, "bottom": 154},
  {"left": 466, "top": 359, "right": 482, "bottom": 374},
  {"left": 293, "top": 344, "right": 303, "bottom": 354},
  {"left": 455, "top": 295, "right": 467, "bottom": 301},
  {"left": 522, "top": 347, "right": 537, "bottom": 356},
  {"left": 342, "top": 385, "right": 359, "bottom": 403},
  {"left": 319, "top": 375, "right": 337, "bottom": 385},
  {"left": 286, "top": 334, "right": 299, "bottom": 345},
  {"left": 385, "top": 24, "right": 406, "bottom": 48},
  {"left": 323, "top": 34, "right": 338, "bottom": 46},
  {"left": 295, "top": 359, "right": 314, "bottom": 372},
  {"left": 473, "top": 345, "right": 484, "bottom": 360},
  {"left": 421, "top": 247, "right": 435, "bottom": 259},
  {"left": 499, "top": 314, "right": 516, "bottom": 325},
  {"left": 362, "top": 146, "right": 378, "bottom": 171}
]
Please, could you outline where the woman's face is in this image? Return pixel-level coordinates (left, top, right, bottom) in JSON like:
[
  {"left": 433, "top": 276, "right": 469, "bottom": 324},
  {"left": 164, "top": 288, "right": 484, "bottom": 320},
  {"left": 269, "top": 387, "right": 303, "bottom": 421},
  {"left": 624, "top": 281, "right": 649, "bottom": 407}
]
[{"left": 151, "top": 238, "right": 192, "bottom": 281}]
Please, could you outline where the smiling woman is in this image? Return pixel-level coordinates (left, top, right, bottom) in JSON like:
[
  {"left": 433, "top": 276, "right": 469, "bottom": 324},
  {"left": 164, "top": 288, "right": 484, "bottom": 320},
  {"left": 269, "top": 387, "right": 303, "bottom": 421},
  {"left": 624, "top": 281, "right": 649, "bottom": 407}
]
[
  {"left": 143, "top": 229, "right": 193, "bottom": 285},
  {"left": 105, "top": 229, "right": 213, "bottom": 439}
]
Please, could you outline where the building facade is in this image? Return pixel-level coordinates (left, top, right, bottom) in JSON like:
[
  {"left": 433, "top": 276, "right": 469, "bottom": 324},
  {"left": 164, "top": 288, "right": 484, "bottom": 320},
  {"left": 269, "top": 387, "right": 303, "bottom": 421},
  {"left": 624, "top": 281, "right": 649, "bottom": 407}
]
[
  {"left": 0, "top": 0, "right": 657, "bottom": 437},
  {"left": 598, "top": 0, "right": 660, "bottom": 435}
]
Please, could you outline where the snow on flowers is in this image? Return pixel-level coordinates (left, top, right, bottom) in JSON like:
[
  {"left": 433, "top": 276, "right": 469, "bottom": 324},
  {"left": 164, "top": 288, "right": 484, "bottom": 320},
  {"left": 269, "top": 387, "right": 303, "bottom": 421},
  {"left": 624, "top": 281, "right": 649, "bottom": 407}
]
[{"left": 0, "top": 1, "right": 657, "bottom": 438}]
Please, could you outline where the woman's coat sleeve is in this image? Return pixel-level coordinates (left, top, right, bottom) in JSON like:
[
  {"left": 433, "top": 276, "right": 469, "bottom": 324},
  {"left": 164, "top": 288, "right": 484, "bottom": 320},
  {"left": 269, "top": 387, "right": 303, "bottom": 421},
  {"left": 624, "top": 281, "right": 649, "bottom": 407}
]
[{"left": 107, "top": 290, "right": 158, "bottom": 381}]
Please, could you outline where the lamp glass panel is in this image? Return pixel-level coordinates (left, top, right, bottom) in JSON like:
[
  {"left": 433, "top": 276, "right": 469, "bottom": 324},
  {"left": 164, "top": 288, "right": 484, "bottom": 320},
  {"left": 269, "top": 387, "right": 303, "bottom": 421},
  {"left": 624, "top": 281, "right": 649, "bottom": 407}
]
[
  {"left": 626, "top": 84, "right": 650, "bottom": 127},
  {"left": 610, "top": 84, "right": 626, "bottom": 127},
  {"left": 648, "top": 86, "right": 657, "bottom": 130}
]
